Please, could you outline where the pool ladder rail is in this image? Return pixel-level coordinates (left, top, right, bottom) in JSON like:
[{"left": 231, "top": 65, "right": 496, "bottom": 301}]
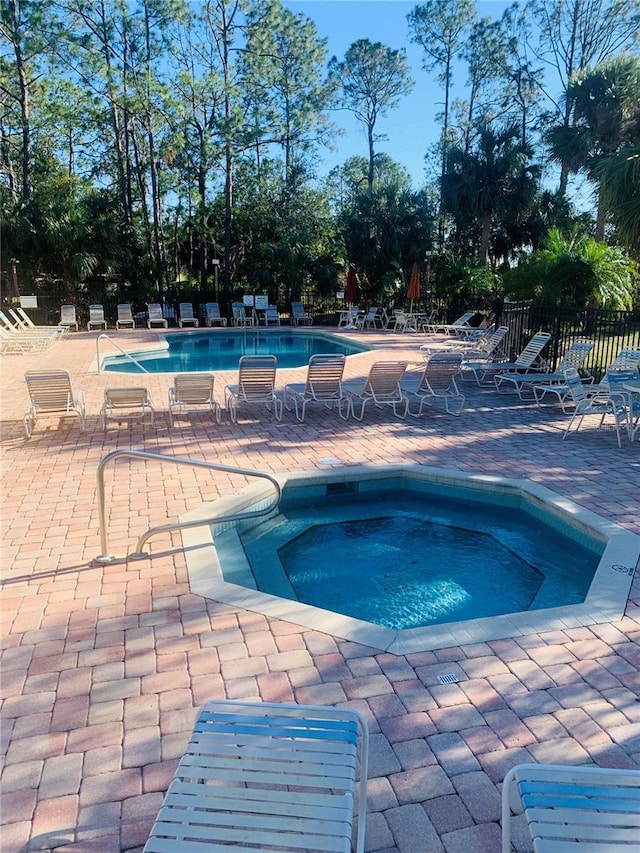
[
  {"left": 96, "top": 449, "right": 281, "bottom": 563},
  {"left": 96, "top": 333, "right": 149, "bottom": 373}
]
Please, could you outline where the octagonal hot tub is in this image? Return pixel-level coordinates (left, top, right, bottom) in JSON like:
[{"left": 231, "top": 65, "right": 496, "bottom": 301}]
[{"left": 182, "top": 465, "right": 640, "bottom": 653}]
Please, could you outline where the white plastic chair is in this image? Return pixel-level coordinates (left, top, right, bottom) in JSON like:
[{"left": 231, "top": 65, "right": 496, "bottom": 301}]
[
  {"left": 24, "top": 369, "right": 86, "bottom": 438},
  {"left": 168, "top": 374, "right": 220, "bottom": 426},
  {"left": 224, "top": 355, "right": 282, "bottom": 423},
  {"left": 204, "top": 303, "right": 227, "bottom": 327},
  {"left": 562, "top": 367, "right": 629, "bottom": 447},
  {"left": 402, "top": 351, "right": 465, "bottom": 416},
  {"left": 116, "top": 304, "right": 135, "bottom": 329},
  {"left": 87, "top": 304, "right": 107, "bottom": 331},
  {"left": 100, "top": 387, "right": 155, "bottom": 430},
  {"left": 58, "top": 305, "right": 78, "bottom": 331},
  {"left": 291, "top": 301, "right": 313, "bottom": 326},
  {"left": 231, "top": 303, "right": 254, "bottom": 327},
  {"left": 343, "top": 361, "right": 409, "bottom": 420},
  {"left": 143, "top": 699, "right": 369, "bottom": 853},
  {"left": 284, "top": 354, "right": 349, "bottom": 421},
  {"left": 502, "top": 763, "right": 640, "bottom": 852},
  {"left": 147, "top": 304, "right": 168, "bottom": 329},
  {"left": 178, "top": 303, "right": 199, "bottom": 327}
]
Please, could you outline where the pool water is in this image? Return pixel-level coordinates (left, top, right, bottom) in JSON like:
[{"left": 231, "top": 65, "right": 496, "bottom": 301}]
[
  {"left": 102, "top": 329, "right": 369, "bottom": 373},
  {"left": 241, "top": 489, "right": 602, "bottom": 630}
]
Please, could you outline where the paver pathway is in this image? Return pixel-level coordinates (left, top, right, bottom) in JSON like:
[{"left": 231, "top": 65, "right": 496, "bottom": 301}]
[{"left": 1, "top": 328, "right": 639, "bottom": 852}]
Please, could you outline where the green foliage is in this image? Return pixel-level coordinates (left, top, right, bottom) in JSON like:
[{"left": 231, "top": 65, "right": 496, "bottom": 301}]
[{"left": 503, "top": 228, "right": 638, "bottom": 308}]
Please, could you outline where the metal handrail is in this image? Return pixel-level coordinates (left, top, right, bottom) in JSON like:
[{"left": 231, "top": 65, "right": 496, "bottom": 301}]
[
  {"left": 96, "top": 333, "right": 149, "bottom": 373},
  {"left": 96, "top": 449, "right": 281, "bottom": 562}
]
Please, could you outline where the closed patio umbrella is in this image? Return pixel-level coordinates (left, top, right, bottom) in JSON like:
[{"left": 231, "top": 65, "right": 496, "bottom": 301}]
[
  {"left": 407, "top": 262, "right": 421, "bottom": 313},
  {"left": 346, "top": 265, "right": 357, "bottom": 304}
]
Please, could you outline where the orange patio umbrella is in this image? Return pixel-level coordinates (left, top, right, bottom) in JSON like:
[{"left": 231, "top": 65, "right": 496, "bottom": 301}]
[{"left": 407, "top": 262, "right": 421, "bottom": 312}]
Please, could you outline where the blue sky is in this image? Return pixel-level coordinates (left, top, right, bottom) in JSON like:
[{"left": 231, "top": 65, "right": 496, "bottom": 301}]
[{"left": 285, "top": 1, "right": 517, "bottom": 186}]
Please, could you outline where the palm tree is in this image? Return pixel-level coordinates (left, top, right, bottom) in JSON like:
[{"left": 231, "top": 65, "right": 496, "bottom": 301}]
[
  {"left": 592, "top": 146, "right": 640, "bottom": 258},
  {"left": 441, "top": 124, "right": 539, "bottom": 264},
  {"left": 546, "top": 56, "right": 640, "bottom": 240}
]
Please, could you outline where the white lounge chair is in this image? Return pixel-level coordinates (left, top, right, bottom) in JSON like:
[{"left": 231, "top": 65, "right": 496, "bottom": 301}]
[
  {"left": 24, "top": 369, "right": 86, "bottom": 438},
  {"left": 231, "top": 303, "right": 254, "bottom": 326},
  {"left": 284, "top": 354, "right": 349, "bottom": 421},
  {"left": 343, "top": 360, "right": 409, "bottom": 420},
  {"left": 116, "top": 304, "right": 135, "bottom": 329},
  {"left": 262, "top": 305, "right": 280, "bottom": 326},
  {"left": 100, "top": 387, "right": 155, "bottom": 430},
  {"left": 291, "top": 301, "right": 313, "bottom": 326},
  {"left": 178, "top": 302, "right": 199, "bottom": 327},
  {"left": 204, "top": 302, "right": 227, "bottom": 327},
  {"left": 562, "top": 367, "right": 629, "bottom": 448},
  {"left": 12, "top": 308, "right": 65, "bottom": 338},
  {"left": 147, "top": 303, "right": 168, "bottom": 329},
  {"left": 58, "top": 304, "right": 78, "bottom": 331},
  {"left": 423, "top": 310, "right": 475, "bottom": 335},
  {"left": 87, "top": 304, "right": 107, "bottom": 331},
  {"left": 460, "top": 331, "right": 551, "bottom": 386},
  {"left": 143, "top": 699, "right": 369, "bottom": 853},
  {"left": 224, "top": 355, "right": 282, "bottom": 423},
  {"left": 502, "top": 763, "right": 640, "bottom": 853},
  {"left": 402, "top": 351, "right": 465, "bottom": 416},
  {"left": 497, "top": 339, "right": 594, "bottom": 399},
  {"left": 168, "top": 374, "right": 221, "bottom": 427}
]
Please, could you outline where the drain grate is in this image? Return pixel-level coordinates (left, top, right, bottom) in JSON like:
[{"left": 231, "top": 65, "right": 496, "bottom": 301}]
[{"left": 437, "top": 673, "right": 459, "bottom": 684}]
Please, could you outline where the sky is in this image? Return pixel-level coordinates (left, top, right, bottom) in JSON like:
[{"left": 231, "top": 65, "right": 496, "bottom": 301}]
[{"left": 285, "top": 1, "right": 520, "bottom": 187}]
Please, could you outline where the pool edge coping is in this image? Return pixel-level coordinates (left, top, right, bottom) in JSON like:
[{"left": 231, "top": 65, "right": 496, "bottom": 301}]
[{"left": 179, "top": 463, "right": 640, "bottom": 653}]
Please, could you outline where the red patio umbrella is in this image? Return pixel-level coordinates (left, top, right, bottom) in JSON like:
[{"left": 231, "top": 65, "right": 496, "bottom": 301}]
[
  {"left": 407, "top": 262, "right": 421, "bottom": 313},
  {"left": 346, "top": 266, "right": 357, "bottom": 304}
]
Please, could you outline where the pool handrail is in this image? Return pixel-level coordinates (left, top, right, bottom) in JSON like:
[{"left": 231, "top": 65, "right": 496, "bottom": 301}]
[
  {"left": 96, "top": 333, "right": 149, "bottom": 373},
  {"left": 96, "top": 449, "right": 281, "bottom": 562}
]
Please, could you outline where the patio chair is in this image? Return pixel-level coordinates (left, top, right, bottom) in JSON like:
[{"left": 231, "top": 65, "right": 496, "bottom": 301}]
[
  {"left": 562, "top": 367, "right": 629, "bottom": 448},
  {"left": 58, "top": 304, "right": 78, "bottom": 331},
  {"left": 284, "top": 354, "right": 349, "bottom": 421},
  {"left": 423, "top": 310, "right": 475, "bottom": 335},
  {"left": 87, "top": 304, "right": 107, "bottom": 331},
  {"left": 338, "top": 307, "right": 360, "bottom": 328},
  {"left": 100, "top": 387, "right": 155, "bottom": 430},
  {"left": 168, "top": 374, "right": 221, "bottom": 427},
  {"left": 116, "top": 304, "right": 135, "bottom": 329},
  {"left": 360, "top": 307, "right": 383, "bottom": 329},
  {"left": 262, "top": 305, "right": 281, "bottom": 326},
  {"left": 204, "top": 302, "right": 227, "bottom": 327},
  {"left": 147, "top": 303, "right": 168, "bottom": 329},
  {"left": 231, "top": 302, "right": 254, "bottom": 326},
  {"left": 178, "top": 302, "right": 199, "bottom": 328},
  {"left": 401, "top": 351, "right": 465, "bottom": 416},
  {"left": 143, "top": 699, "right": 369, "bottom": 853},
  {"left": 291, "top": 301, "right": 313, "bottom": 326},
  {"left": 501, "top": 763, "right": 640, "bottom": 853},
  {"left": 460, "top": 331, "right": 551, "bottom": 386},
  {"left": 496, "top": 339, "right": 594, "bottom": 399},
  {"left": 343, "top": 360, "right": 409, "bottom": 420},
  {"left": 24, "top": 369, "right": 86, "bottom": 438},
  {"left": 224, "top": 355, "right": 282, "bottom": 423},
  {"left": 390, "top": 309, "right": 415, "bottom": 332},
  {"left": 0, "top": 311, "right": 59, "bottom": 349},
  {"left": 13, "top": 308, "right": 66, "bottom": 338}
]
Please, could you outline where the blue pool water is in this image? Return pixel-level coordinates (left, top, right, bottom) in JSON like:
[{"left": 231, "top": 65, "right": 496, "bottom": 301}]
[
  {"left": 241, "top": 489, "right": 602, "bottom": 630},
  {"left": 102, "top": 329, "right": 369, "bottom": 373}
]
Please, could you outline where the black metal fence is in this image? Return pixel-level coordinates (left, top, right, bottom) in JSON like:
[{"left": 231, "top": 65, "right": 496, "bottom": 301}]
[{"left": 5, "top": 291, "right": 638, "bottom": 382}]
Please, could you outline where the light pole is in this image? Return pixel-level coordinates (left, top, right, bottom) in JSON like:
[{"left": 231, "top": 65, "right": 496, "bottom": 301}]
[
  {"left": 424, "top": 251, "right": 432, "bottom": 304},
  {"left": 212, "top": 259, "right": 220, "bottom": 303}
]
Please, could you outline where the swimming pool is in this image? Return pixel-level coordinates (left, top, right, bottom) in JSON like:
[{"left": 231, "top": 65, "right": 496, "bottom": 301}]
[
  {"left": 181, "top": 466, "right": 640, "bottom": 653},
  {"left": 101, "top": 329, "right": 370, "bottom": 373}
]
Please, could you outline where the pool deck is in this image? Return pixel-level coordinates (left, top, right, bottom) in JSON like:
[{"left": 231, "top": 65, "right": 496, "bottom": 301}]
[{"left": 1, "top": 326, "right": 639, "bottom": 853}]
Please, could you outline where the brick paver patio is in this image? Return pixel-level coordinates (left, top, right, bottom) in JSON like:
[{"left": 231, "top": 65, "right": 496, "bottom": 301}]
[{"left": 1, "top": 327, "right": 639, "bottom": 853}]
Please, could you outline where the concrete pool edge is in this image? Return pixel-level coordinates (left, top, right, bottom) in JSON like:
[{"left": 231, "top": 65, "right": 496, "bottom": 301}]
[{"left": 180, "top": 464, "right": 640, "bottom": 654}]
